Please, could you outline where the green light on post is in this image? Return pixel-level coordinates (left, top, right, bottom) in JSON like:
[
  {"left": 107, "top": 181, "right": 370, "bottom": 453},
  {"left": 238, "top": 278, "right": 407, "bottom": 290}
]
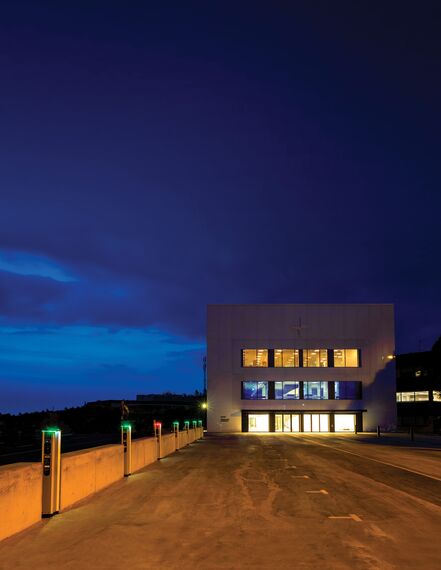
[
  {"left": 198, "top": 420, "right": 202, "bottom": 426},
  {"left": 42, "top": 428, "right": 61, "bottom": 435},
  {"left": 121, "top": 422, "right": 132, "bottom": 430},
  {"left": 173, "top": 421, "right": 179, "bottom": 427}
]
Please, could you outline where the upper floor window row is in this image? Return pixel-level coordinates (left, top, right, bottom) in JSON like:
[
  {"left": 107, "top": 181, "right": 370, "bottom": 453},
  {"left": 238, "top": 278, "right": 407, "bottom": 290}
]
[
  {"left": 242, "top": 380, "right": 362, "bottom": 400},
  {"left": 242, "top": 348, "right": 360, "bottom": 368},
  {"left": 396, "top": 390, "right": 441, "bottom": 403}
]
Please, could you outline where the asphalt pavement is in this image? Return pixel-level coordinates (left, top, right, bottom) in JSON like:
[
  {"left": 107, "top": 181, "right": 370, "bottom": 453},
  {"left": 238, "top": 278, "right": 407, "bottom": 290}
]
[{"left": 0, "top": 433, "right": 440, "bottom": 569}]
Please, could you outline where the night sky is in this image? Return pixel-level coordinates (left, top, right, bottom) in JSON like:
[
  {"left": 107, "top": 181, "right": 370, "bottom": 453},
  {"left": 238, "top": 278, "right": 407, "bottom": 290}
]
[{"left": 1, "top": 1, "right": 440, "bottom": 413}]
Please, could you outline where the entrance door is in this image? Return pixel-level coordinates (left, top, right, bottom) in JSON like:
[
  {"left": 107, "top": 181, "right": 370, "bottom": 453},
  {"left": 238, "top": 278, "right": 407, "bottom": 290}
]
[
  {"left": 291, "top": 414, "right": 300, "bottom": 432},
  {"left": 303, "top": 414, "right": 330, "bottom": 432},
  {"left": 275, "top": 413, "right": 301, "bottom": 432},
  {"left": 248, "top": 414, "right": 269, "bottom": 432}
]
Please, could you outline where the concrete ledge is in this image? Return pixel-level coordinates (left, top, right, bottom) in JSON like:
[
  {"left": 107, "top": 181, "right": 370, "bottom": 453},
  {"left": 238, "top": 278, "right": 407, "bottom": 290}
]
[
  {"left": 0, "top": 462, "right": 42, "bottom": 541},
  {"left": 61, "top": 444, "right": 123, "bottom": 510}
]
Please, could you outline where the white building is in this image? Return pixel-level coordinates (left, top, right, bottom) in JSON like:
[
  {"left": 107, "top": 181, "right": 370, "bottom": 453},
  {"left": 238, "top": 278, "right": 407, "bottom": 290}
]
[{"left": 207, "top": 304, "right": 396, "bottom": 433}]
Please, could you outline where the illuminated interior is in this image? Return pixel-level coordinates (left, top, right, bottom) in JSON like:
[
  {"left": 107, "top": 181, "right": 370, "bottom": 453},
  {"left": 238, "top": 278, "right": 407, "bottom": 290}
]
[
  {"left": 334, "top": 414, "right": 356, "bottom": 432},
  {"left": 334, "top": 349, "right": 358, "bottom": 367},
  {"left": 303, "top": 381, "right": 328, "bottom": 399},
  {"left": 243, "top": 349, "right": 269, "bottom": 367},
  {"left": 248, "top": 414, "right": 269, "bottom": 432},
  {"left": 303, "top": 414, "right": 330, "bottom": 432},
  {"left": 396, "top": 391, "right": 430, "bottom": 402},
  {"left": 274, "top": 381, "right": 300, "bottom": 399},
  {"left": 274, "top": 349, "right": 300, "bottom": 367},
  {"left": 303, "top": 349, "right": 328, "bottom": 367},
  {"left": 242, "top": 381, "right": 269, "bottom": 399},
  {"left": 275, "top": 413, "right": 300, "bottom": 432}
]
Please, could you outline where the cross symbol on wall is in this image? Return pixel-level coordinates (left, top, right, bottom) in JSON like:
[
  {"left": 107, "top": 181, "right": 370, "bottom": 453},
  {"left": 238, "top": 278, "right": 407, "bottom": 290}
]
[{"left": 292, "top": 318, "right": 308, "bottom": 338}]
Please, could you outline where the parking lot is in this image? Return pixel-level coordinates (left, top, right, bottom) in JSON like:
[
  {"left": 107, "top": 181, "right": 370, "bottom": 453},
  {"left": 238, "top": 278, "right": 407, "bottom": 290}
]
[{"left": 0, "top": 433, "right": 440, "bottom": 569}]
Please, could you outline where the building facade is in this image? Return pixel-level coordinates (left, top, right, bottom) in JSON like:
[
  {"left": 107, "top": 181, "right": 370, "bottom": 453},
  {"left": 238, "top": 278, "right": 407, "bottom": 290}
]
[
  {"left": 396, "top": 346, "right": 441, "bottom": 433},
  {"left": 207, "top": 304, "right": 396, "bottom": 433}
]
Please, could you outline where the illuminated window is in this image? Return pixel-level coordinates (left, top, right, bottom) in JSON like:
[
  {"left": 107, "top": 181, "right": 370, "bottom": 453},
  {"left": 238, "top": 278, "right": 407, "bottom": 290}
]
[
  {"left": 433, "top": 391, "right": 441, "bottom": 402},
  {"left": 415, "top": 391, "right": 430, "bottom": 401},
  {"left": 303, "top": 413, "right": 330, "bottom": 432},
  {"left": 275, "top": 412, "right": 301, "bottom": 432},
  {"left": 334, "top": 414, "right": 356, "bottom": 432},
  {"left": 400, "top": 392, "right": 415, "bottom": 402},
  {"left": 274, "top": 349, "right": 300, "bottom": 367},
  {"left": 334, "top": 381, "right": 361, "bottom": 400},
  {"left": 303, "top": 349, "right": 328, "bottom": 367},
  {"left": 242, "top": 381, "right": 268, "bottom": 399},
  {"left": 397, "top": 391, "right": 430, "bottom": 402},
  {"left": 304, "top": 381, "right": 328, "bottom": 399},
  {"left": 274, "top": 381, "right": 300, "bottom": 399},
  {"left": 333, "top": 349, "right": 359, "bottom": 367},
  {"left": 248, "top": 414, "right": 269, "bottom": 432},
  {"left": 242, "top": 349, "right": 268, "bottom": 367}
]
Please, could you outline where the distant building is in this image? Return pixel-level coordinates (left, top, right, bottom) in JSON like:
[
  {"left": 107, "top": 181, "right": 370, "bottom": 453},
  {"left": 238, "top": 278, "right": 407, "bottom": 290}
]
[
  {"left": 207, "top": 304, "right": 396, "bottom": 433},
  {"left": 396, "top": 343, "right": 441, "bottom": 433}
]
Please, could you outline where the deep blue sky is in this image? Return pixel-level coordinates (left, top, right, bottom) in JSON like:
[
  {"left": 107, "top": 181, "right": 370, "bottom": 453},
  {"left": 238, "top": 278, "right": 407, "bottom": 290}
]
[{"left": 1, "top": 1, "right": 440, "bottom": 412}]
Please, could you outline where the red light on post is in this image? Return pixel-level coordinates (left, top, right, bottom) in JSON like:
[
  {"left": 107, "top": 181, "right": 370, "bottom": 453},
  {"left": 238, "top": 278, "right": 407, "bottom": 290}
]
[{"left": 155, "top": 422, "right": 162, "bottom": 429}]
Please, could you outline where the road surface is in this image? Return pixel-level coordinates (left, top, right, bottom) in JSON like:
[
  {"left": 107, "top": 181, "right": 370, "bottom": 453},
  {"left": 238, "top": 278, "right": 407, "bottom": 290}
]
[{"left": 0, "top": 433, "right": 440, "bottom": 569}]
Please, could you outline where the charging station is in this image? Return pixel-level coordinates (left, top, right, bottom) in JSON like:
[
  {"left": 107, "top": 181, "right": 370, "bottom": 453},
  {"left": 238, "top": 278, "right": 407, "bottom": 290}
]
[
  {"left": 192, "top": 420, "right": 197, "bottom": 429},
  {"left": 173, "top": 421, "right": 179, "bottom": 437},
  {"left": 184, "top": 420, "right": 190, "bottom": 432},
  {"left": 41, "top": 428, "right": 61, "bottom": 517},
  {"left": 154, "top": 421, "right": 162, "bottom": 458},
  {"left": 121, "top": 422, "right": 132, "bottom": 477}
]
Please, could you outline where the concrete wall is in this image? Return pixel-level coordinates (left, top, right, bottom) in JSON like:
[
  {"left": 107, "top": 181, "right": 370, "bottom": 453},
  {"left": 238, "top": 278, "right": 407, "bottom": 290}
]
[
  {"left": 0, "top": 462, "right": 42, "bottom": 541},
  {"left": 160, "top": 433, "right": 176, "bottom": 458},
  {"left": 207, "top": 303, "right": 396, "bottom": 432},
  {"left": 178, "top": 431, "right": 189, "bottom": 448},
  {"left": 188, "top": 428, "right": 197, "bottom": 443},
  {"left": 1, "top": 429, "right": 204, "bottom": 542},
  {"left": 131, "top": 437, "right": 158, "bottom": 472},
  {"left": 61, "top": 444, "right": 123, "bottom": 510}
]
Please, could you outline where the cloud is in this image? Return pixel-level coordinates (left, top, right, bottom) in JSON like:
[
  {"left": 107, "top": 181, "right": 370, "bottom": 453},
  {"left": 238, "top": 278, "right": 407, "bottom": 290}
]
[
  {"left": 0, "top": 249, "right": 77, "bottom": 282},
  {"left": 0, "top": 325, "right": 205, "bottom": 412}
]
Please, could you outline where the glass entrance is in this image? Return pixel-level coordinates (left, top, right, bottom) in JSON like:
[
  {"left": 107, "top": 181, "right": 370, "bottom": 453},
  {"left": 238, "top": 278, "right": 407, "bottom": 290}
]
[
  {"left": 303, "top": 413, "right": 330, "bottom": 432},
  {"left": 248, "top": 414, "right": 269, "bottom": 432},
  {"left": 275, "top": 413, "right": 301, "bottom": 432}
]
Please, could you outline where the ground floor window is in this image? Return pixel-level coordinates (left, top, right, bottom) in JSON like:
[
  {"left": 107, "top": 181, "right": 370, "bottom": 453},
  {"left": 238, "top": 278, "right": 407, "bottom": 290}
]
[
  {"left": 275, "top": 413, "right": 301, "bottom": 432},
  {"left": 244, "top": 411, "right": 360, "bottom": 433},
  {"left": 303, "top": 413, "right": 329, "bottom": 432},
  {"left": 248, "top": 414, "right": 270, "bottom": 432},
  {"left": 334, "top": 414, "right": 356, "bottom": 432}
]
